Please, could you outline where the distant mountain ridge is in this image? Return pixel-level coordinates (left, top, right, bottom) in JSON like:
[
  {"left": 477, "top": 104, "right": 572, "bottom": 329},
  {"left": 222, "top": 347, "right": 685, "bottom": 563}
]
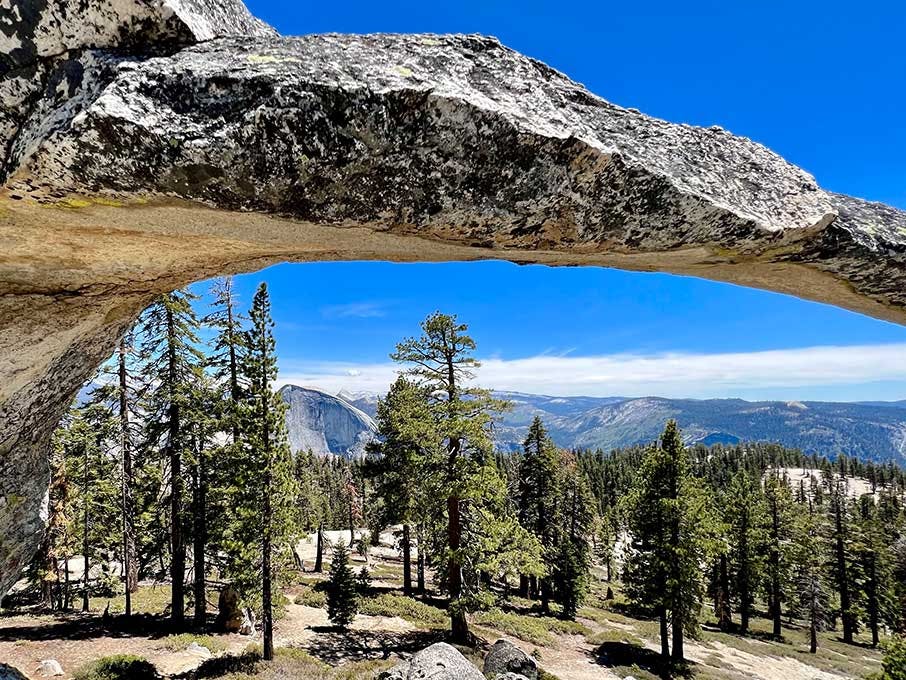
[{"left": 324, "top": 389, "right": 906, "bottom": 462}]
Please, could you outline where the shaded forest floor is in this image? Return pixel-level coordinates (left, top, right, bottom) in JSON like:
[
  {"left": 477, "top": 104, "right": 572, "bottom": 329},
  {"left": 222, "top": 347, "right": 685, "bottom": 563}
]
[{"left": 0, "top": 531, "right": 884, "bottom": 680}]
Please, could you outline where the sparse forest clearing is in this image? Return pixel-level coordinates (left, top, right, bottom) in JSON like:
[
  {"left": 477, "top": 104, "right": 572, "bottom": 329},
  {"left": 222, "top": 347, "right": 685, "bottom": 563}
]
[{"left": 0, "top": 529, "right": 885, "bottom": 679}]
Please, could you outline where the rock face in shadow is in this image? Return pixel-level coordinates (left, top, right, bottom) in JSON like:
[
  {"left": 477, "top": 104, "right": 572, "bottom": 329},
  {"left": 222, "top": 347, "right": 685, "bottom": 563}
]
[{"left": 2, "top": 0, "right": 906, "bottom": 596}]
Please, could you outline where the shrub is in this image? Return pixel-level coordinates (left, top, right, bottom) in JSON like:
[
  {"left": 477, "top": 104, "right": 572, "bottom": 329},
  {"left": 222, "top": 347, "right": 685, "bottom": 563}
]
[
  {"left": 358, "top": 593, "right": 447, "bottom": 627},
  {"left": 294, "top": 587, "right": 327, "bottom": 608},
  {"left": 357, "top": 566, "right": 372, "bottom": 593},
  {"left": 883, "top": 635, "right": 906, "bottom": 680},
  {"left": 163, "top": 633, "right": 228, "bottom": 654},
  {"left": 473, "top": 609, "right": 589, "bottom": 646},
  {"left": 74, "top": 655, "right": 158, "bottom": 680}
]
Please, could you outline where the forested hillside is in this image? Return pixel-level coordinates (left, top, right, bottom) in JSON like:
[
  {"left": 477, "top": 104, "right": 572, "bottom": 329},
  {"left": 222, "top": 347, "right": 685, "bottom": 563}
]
[{"left": 19, "top": 282, "right": 906, "bottom": 679}]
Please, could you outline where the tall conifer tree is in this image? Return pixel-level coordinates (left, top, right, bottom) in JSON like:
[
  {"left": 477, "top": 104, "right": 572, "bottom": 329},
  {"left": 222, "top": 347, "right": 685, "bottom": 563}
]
[
  {"left": 230, "top": 282, "right": 299, "bottom": 660},
  {"left": 137, "top": 290, "right": 204, "bottom": 627},
  {"left": 391, "top": 312, "right": 506, "bottom": 642}
]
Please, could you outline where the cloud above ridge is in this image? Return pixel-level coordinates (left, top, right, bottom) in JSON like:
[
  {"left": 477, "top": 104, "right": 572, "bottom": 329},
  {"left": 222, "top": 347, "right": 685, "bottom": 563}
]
[{"left": 276, "top": 343, "right": 906, "bottom": 401}]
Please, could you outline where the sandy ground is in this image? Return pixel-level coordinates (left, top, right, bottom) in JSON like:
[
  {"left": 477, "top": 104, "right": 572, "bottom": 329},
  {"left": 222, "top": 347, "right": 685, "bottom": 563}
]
[
  {"left": 0, "top": 526, "right": 874, "bottom": 680},
  {"left": 0, "top": 615, "right": 251, "bottom": 679},
  {"left": 776, "top": 468, "right": 874, "bottom": 498}
]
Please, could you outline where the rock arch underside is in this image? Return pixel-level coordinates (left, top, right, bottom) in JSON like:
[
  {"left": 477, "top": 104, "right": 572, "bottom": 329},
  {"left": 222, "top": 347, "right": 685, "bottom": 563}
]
[{"left": 2, "top": 0, "right": 906, "bottom": 596}]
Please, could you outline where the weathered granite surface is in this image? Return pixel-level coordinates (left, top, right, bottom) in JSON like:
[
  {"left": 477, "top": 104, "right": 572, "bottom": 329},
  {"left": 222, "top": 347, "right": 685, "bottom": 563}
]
[{"left": 2, "top": 0, "right": 906, "bottom": 596}]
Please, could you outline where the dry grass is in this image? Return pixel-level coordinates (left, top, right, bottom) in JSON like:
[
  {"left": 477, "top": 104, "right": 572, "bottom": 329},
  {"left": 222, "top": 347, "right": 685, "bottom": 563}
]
[
  {"left": 472, "top": 608, "right": 589, "bottom": 646},
  {"left": 219, "top": 646, "right": 394, "bottom": 679},
  {"left": 358, "top": 593, "right": 447, "bottom": 628},
  {"left": 162, "top": 632, "right": 229, "bottom": 654}
]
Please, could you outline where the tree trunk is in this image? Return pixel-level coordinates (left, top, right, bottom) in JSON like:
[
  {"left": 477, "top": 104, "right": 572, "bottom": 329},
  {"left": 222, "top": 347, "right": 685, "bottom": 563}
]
[
  {"left": 770, "top": 494, "right": 781, "bottom": 638},
  {"left": 671, "top": 607, "right": 684, "bottom": 663},
  {"left": 417, "top": 527, "right": 426, "bottom": 595},
  {"left": 810, "top": 612, "right": 818, "bottom": 653},
  {"left": 868, "top": 552, "right": 879, "bottom": 647},
  {"left": 64, "top": 555, "right": 71, "bottom": 611},
  {"left": 262, "top": 465, "right": 274, "bottom": 660},
  {"left": 834, "top": 495, "right": 853, "bottom": 644},
  {"left": 261, "top": 360, "right": 275, "bottom": 661},
  {"left": 193, "top": 436, "right": 207, "bottom": 629},
  {"left": 40, "top": 536, "right": 53, "bottom": 609},
  {"left": 349, "top": 496, "right": 355, "bottom": 547},
  {"left": 448, "top": 493, "right": 468, "bottom": 642},
  {"left": 716, "top": 554, "right": 732, "bottom": 631},
  {"left": 518, "top": 574, "right": 529, "bottom": 598},
  {"left": 402, "top": 523, "right": 412, "bottom": 596},
  {"left": 166, "top": 305, "right": 186, "bottom": 628},
  {"left": 659, "top": 607, "right": 669, "bottom": 661},
  {"left": 118, "top": 340, "right": 137, "bottom": 620},
  {"left": 540, "top": 577, "right": 550, "bottom": 614},
  {"left": 314, "top": 523, "right": 323, "bottom": 573},
  {"left": 739, "top": 514, "right": 750, "bottom": 635},
  {"left": 82, "top": 441, "right": 90, "bottom": 613}
]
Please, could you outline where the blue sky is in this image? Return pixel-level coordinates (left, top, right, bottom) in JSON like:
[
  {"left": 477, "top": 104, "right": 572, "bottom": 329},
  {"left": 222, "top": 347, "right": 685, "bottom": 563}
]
[{"left": 193, "top": 0, "right": 906, "bottom": 401}]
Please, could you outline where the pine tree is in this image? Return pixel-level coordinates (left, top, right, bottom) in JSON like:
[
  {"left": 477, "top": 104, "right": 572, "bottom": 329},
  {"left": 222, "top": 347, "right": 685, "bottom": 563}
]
[
  {"left": 294, "top": 450, "right": 331, "bottom": 574},
  {"left": 391, "top": 312, "right": 506, "bottom": 642},
  {"left": 855, "top": 494, "right": 896, "bottom": 647},
  {"left": 764, "top": 469, "right": 795, "bottom": 639},
  {"left": 828, "top": 478, "right": 858, "bottom": 644},
  {"left": 83, "top": 333, "right": 142, "bottom": 617},
  {"left": 724, "top": 469, "right": 766, "bottom": 634},
  {"left": 516, "top": 417, "right": 562, "bottom": 610},
  {"left": 57, "top": 401, "right": 118, "bottom": 612},
  {"left": 622, "top": 420, "right": 716, "bottom": 665},
  {"left": 367, "top": 376, "right": 441, "bottom": 596},
  {"left": 205, "top": 276, "right": 246, "bottom": 446},
  {"left": 593, "top": 509, "right": 618, "bottom": 583},
  {"left": 554, "top": 451, "right": 595, "bottom": 619},
  {"left": 137, "top": 290, "right": 204, "bottom": 627},
  {"left": 228, "top": 282, "right": 299, "bottom": 660},
  {"left": 794, "top": 509, "right": 830, "bottom": 653},
  {"left": 186, "top": 372, "right": 218, "bottom": 628},
  {"left": 327, "top": 543, "right": 358, "bottom": 629}
]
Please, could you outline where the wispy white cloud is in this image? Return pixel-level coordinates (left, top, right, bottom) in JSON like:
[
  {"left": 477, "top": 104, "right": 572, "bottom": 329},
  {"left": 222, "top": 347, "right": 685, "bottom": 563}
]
[
  {"left": 276, "top": 343, "right": 906, "bottom": 400},
  {"left": 320, "top": 302, "right": 388, "bottom": 319}
]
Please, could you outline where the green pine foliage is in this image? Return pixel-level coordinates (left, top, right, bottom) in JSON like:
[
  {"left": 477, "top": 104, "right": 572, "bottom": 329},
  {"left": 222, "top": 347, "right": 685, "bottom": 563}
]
[
  {"left": 621, "top": 420, "right": 718, "bottom": 664},
  {"left": 326, "top": 543, "right": 359, "bottom": 629}
]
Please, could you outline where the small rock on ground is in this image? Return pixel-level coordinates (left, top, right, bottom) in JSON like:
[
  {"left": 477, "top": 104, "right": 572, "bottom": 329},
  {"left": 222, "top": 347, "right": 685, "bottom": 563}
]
[{"left": 37, "top": 660, "right": 64, "bottom": 677}]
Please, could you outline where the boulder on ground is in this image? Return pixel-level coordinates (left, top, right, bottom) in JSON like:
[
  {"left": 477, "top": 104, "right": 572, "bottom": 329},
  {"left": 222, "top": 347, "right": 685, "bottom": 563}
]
[
  {"left": 36, "top": 660, "right": 64, "bottom": 677},
  {"left": 378, "top": 643, "right": 483, "bottom": 679},
  {"left": 484, "top": 640, "right": 538, "bottom": 680},
  {"left": 494, "top": 674, "right": 530, "bottom": 680},
  {"left": 216, "top": 585, "right": 243, "bottom": 632},
  {"left": 0, "top": 665, "right": 27, "bottom": 680}
]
